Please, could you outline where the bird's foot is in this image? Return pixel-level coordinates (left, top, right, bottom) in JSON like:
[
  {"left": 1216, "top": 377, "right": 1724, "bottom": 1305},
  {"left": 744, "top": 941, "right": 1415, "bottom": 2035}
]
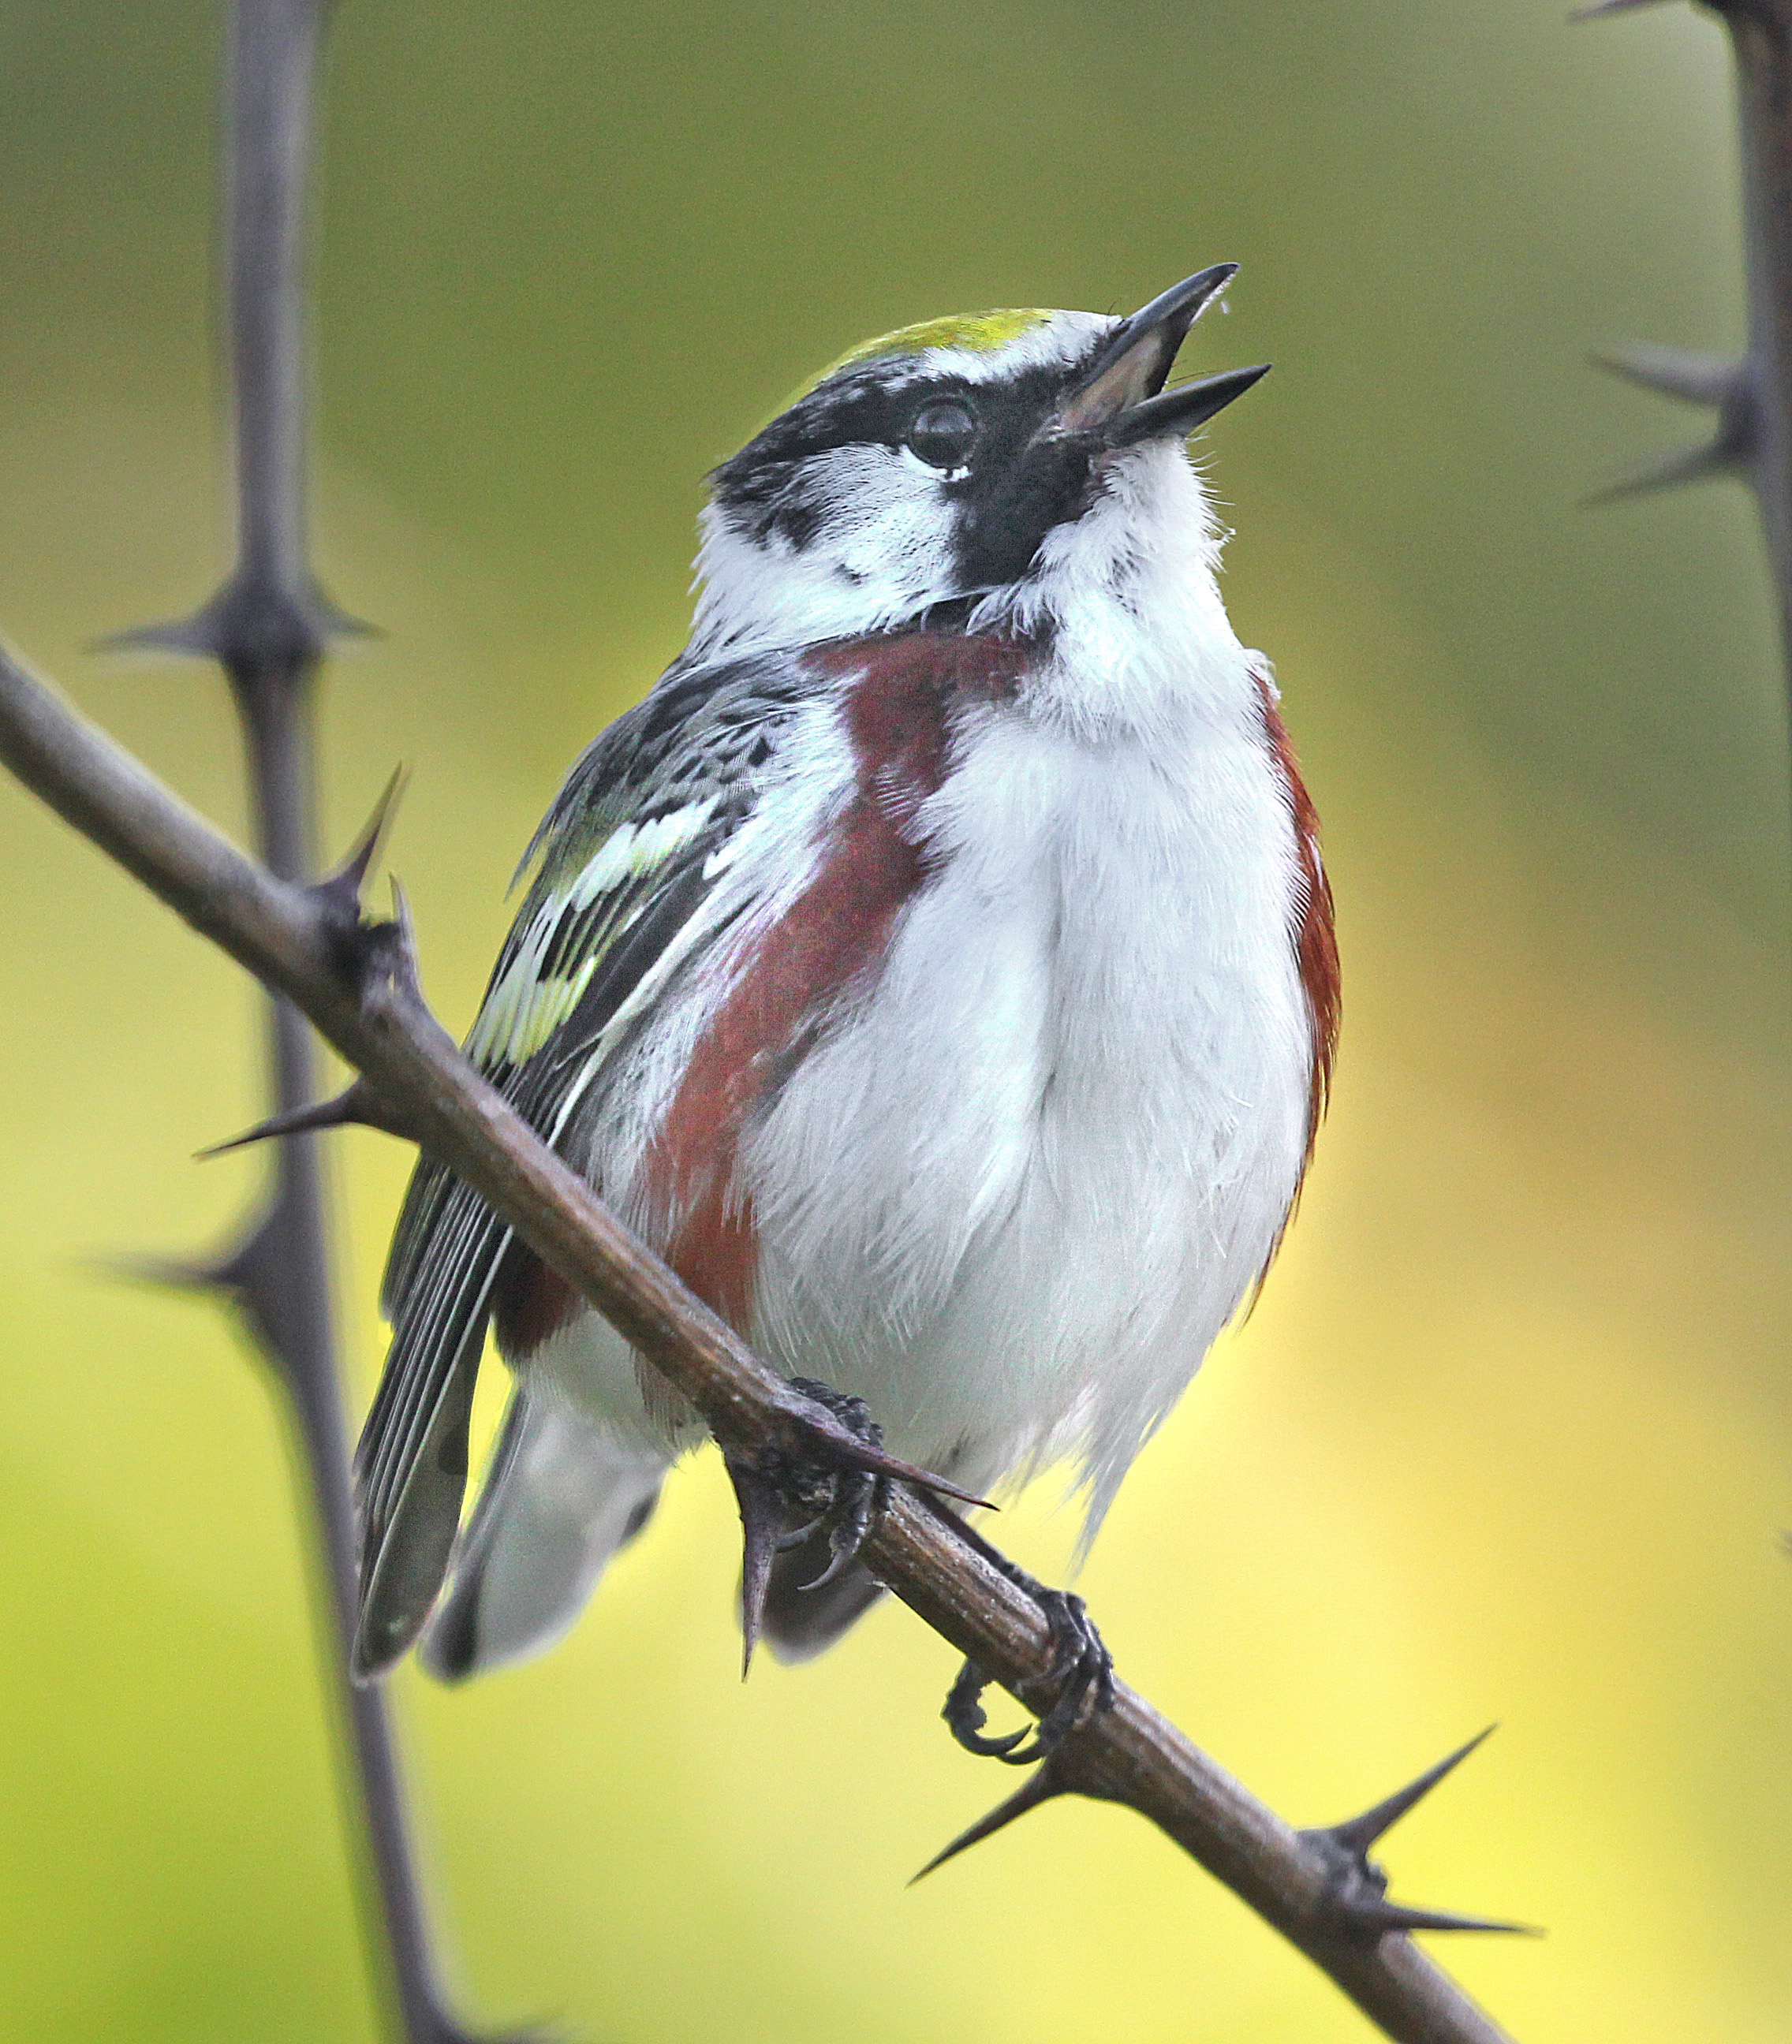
[
  {"left": 944, "top": 1577, "right": 1114, "bottom": 1766},
  {"left": 907, "top": 1531, "right": 1117, "bottom": 1877},
  {"left": 725, "top": 1376, "right": 890, "bottom": 1673},
  {"left": 776, "top": 1378, "right": 888, "bottom": 1590}
]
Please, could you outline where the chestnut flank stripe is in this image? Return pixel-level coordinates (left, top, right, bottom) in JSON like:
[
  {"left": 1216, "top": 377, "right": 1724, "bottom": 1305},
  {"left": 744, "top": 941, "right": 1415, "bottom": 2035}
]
[
  {"left": 1252, "top": 669, "right": 1340, "bottom": 1165},
  {"left": 647, "top": 631, "right": 1027, "bottom": 1332},
  {"left": 494, "top": 632, "right": 1029, "bottom": 1364}
]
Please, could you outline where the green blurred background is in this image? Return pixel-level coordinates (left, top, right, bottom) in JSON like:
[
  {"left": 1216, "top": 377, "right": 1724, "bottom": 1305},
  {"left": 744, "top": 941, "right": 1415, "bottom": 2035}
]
[{"left": 0, "top": 2, "right": 1788, "bottom": 2038}]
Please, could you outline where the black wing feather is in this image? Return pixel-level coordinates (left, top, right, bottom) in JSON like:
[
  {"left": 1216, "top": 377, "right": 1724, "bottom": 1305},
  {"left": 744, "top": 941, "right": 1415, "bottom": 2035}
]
[{"left": 351, "top": 647, "right": 815, "bottom": 1677}]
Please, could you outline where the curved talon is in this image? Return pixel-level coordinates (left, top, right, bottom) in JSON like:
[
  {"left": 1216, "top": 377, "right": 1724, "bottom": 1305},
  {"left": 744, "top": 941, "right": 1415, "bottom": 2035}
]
[
  {"left": 799, "top": 1546, "right": 853, "bottom": 1594},
  {"left": 1033, "top": 1589, "right": 1115, "bottom": 1751},
  {"left": 943, "top": 1591, "right": 1115, "bottom": 1766},
  {"left": 800, "top": 1515, "right": 872, "bottom": 1592},
  {"left": 801, "top": 1465, "right": 883, "bottom": 1591},
  {"left": 782, "top": 1376, "right": 888, "bottom": 1593},
  {"left": 944, "top": 1660, "right": 1036, "bottom": 1759}
]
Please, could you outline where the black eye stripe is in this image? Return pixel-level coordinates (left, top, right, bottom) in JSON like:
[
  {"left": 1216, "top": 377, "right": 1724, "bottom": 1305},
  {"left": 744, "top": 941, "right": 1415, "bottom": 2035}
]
[
  {"left": 709, "top": 355, "right": 1081, "bottom": 568},
  {"left": 719, "top": 374, "right": 986, "bottom": 471}
]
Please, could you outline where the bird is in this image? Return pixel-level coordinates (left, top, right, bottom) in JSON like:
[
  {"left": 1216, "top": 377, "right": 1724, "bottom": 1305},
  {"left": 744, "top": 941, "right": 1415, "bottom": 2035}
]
[{"left": 350, "top": 265, "right": 1338, "bottom": 1719}]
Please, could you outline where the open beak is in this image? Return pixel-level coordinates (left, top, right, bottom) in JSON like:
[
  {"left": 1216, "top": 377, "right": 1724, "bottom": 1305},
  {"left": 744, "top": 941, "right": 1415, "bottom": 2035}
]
[{"left": 1058, "top": 264, "right": 1268, "bottom": 445}]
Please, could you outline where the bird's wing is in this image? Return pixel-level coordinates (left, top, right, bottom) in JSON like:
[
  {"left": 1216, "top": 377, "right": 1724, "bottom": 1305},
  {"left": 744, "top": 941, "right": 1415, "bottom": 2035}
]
[{"left": 353, "top": 647, "right": 820, "bottom": 1676}]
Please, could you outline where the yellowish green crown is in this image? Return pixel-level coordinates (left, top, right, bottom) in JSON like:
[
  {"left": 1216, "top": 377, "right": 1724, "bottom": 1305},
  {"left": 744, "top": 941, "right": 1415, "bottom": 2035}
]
[{"left": 779, "top": 308, "right": 1057, "bottom": 415}]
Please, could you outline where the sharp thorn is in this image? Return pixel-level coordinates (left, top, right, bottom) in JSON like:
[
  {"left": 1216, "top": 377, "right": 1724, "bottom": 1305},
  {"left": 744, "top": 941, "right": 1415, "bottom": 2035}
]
[
  {"left": 1591, "top": 343, "right": 1745, "bottom": 409},
  {"left": 727, "top": 1455, "right": 786, "bottom": 1679},
  {"left": 1583, "top": 435, "right": 1745, "bottom": 505},
  {"left": 95, "top": 580, "right": 377, "bottom": 667},
  {"left": 1299, "top": 1729, "right": 1531, "bottom": 1941},
  {"left": 342, "top": 878, "right": 426, "bottom": 1016},
  {"left": 86, "top": 1249, "right": 230, "bottom": 1296},
  {"left": 441, "top": 2022, "right": 562, "bottom": 2044},
  {"left": 1336, "top": 1899, "right": 1540, "bottom": 1938},
  {"left": 1588, "top": 345, "right": 1756, "bottom": 504},
  {"left": 89, "top": 1207, "right": 275, "bottom": 1300},
  {"left": 909, "top": 1762, "right": 1071, "bottom": 1884},
  {"left": 1568, "top": 0, "right": 1754, "bottom": 18},
  {"left": 194, "top": 1080, "right": 407, "bottom": 1157},
  {"left": 312, "top": 594, "right": 382, "bottom": 643},
  {"left": 353, "top": 875, "right": 427, "bottom": 1010},
  {"left": 314, "top": 765, "right": 407, "bottom": 916},
  {"left": 785, "top": 1394, "right": 989, "bottom": 1507},
  {"left": 92, "top": 606, "right": 224, "bottom": 661},
  {"left": 1321, "top": 1726, "right": 1499, "bottom": 1859},
  {"left": 390, "top": 874, "right": 417, "bottom": 948},
  {"left": 387, "top": 876, "right": 422, "bottom": 984}
]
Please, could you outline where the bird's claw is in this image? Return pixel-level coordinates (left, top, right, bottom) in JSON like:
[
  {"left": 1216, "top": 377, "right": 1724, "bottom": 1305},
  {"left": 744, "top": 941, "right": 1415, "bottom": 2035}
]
[
  {"left": 726, "top": 1376, "right": 889, "bottom": 1673},
  {"left": 944, "top": 1587, "right": 1114, "bottom": 1766},
  {"left": 917, "top": 1583, "right": 1114, "bottom": 1874},
  {"left": 782, "top": 1377, "right": 887, "bottom": 1589}
]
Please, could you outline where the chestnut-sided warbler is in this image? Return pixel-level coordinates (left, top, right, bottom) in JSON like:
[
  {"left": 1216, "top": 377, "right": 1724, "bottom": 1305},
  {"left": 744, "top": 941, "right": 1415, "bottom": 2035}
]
[{"left": 353, "top": 266, "right": 1338, "bottom": 1698}]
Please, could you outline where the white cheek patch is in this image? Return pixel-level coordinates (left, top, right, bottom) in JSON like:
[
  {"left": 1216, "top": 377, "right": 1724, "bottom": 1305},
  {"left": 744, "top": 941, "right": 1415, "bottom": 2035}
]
[
  {"left": 809, "top": 445, "right": 950, "bottom": 579},
  {"left": 693, "top": 444, "right": 965, "bottom": 651}
]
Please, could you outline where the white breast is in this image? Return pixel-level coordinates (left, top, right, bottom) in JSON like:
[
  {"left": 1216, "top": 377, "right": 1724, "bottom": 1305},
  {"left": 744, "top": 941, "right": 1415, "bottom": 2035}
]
[
  {"left": 530, "top": 438, "right": 1318, "bottom": 1543},
  {"left": 741, "top": 684, "right": 1314, "bottom": 1541}
]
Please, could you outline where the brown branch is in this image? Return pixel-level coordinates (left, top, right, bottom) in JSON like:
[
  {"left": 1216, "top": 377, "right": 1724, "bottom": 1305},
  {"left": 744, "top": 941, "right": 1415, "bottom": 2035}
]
[{"left": 0, "top": 643, "right": 1525, "bottom": 2044}]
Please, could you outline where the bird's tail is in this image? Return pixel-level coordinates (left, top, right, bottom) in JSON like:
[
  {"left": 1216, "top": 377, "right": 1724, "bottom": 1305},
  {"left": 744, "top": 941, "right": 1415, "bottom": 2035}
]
[{"left": 420, "top": 1385, "right": 666, "bottom": 1683}]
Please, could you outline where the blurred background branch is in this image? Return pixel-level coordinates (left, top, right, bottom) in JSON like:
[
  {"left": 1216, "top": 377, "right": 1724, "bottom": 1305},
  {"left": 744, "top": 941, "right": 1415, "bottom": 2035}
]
[
  {"left": 1592, "top": 0, "right": 1792, "bottom": 726},
  {"left": 102, "top": 4, "right": 476, "bottom": 2038}
]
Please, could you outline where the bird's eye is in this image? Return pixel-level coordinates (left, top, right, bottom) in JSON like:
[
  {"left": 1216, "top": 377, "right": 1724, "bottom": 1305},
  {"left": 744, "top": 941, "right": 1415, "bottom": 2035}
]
[{"left": 906, "top": 399, "right": 979, "bottom": 471}]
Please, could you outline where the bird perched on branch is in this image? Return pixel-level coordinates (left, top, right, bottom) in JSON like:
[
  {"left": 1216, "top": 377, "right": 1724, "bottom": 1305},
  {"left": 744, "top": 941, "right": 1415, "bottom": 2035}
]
[{"left": 352, "top": 267, "right": 1338, "bottom": 1733}]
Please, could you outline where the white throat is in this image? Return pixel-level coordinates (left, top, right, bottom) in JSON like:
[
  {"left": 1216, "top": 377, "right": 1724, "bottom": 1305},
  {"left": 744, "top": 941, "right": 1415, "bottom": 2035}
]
[{"left": 974, "top": 438, "right": 1255, "bottom": 741}]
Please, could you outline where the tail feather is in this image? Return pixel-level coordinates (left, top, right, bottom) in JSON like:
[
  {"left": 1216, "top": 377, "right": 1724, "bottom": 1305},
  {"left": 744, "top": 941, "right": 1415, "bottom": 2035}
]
[
  {"left": 421, "top": 1385, "right": 667, "bottom": 1683},
  {"left": 353, "top": 1324, "right": 483, "bottom": 1678}
]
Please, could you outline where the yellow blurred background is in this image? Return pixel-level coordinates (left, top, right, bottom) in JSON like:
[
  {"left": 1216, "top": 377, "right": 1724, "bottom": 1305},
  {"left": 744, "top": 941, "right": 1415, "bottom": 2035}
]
[{"left": 0, "top": 1, "right": 1787, "bottom": 2038}]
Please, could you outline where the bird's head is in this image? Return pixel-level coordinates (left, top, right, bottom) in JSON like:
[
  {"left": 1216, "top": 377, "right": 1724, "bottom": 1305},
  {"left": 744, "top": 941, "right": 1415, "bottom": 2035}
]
[{"left": 693, "top": 266, "right": 1266, "bottom": 656}]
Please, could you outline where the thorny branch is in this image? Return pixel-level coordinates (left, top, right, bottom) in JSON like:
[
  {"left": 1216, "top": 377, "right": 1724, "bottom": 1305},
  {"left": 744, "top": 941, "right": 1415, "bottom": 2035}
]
[
  {"left": 1588, "top": 0, "right": 1792, "bottom": 713},
  {"left": 105, "top": 4, "right": 476, "bottom": 2039},
  {"left": 0, "top": 646, "right": 1525, "bottom": 2044}
]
